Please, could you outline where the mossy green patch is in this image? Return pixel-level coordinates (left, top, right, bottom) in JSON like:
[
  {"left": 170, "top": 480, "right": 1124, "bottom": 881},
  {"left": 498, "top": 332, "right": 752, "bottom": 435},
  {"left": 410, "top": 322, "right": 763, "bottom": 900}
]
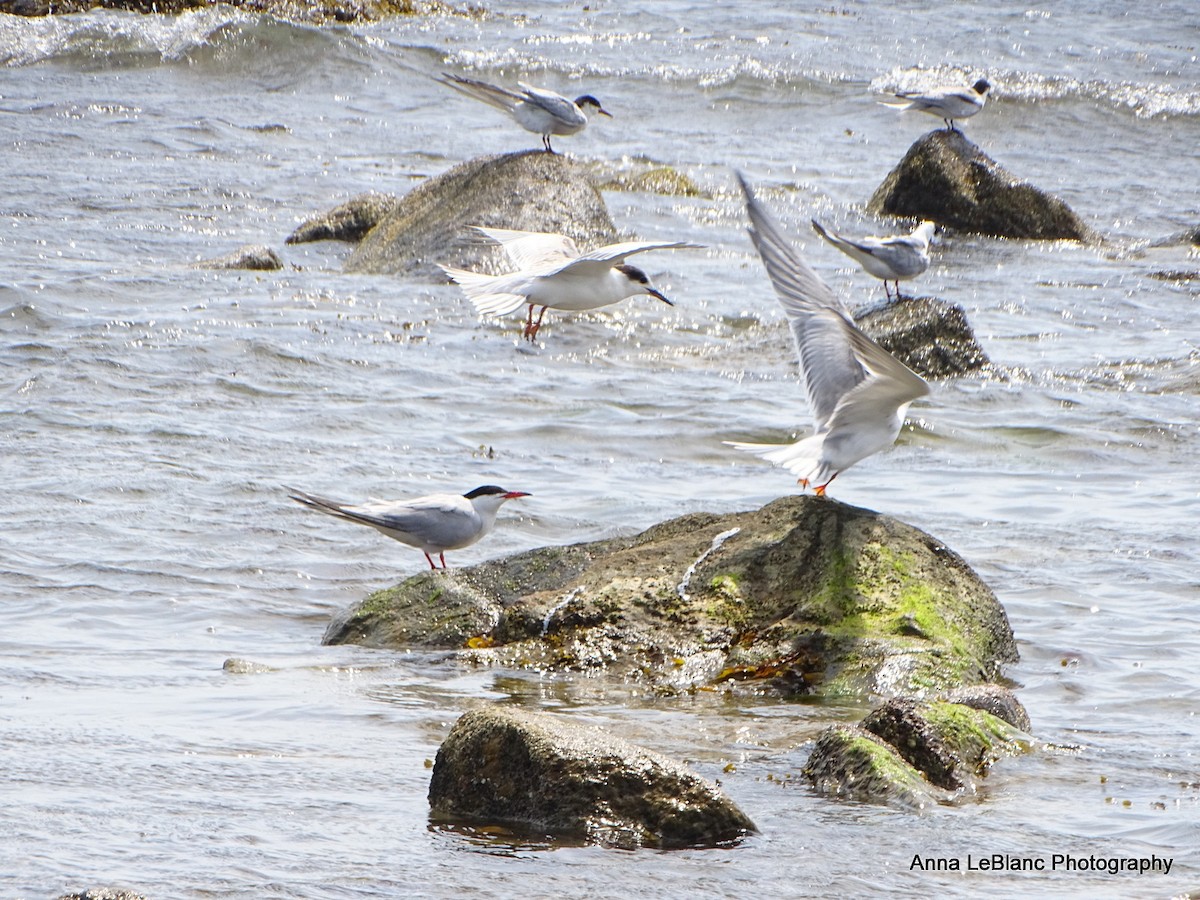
[{"left": 922, "top": 701, "right": 1024, "bottom": 768}]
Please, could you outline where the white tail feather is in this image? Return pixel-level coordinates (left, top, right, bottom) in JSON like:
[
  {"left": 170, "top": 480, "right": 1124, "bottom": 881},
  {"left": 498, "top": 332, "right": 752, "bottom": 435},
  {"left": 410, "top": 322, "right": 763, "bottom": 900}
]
[{"left": 440, "top": 265, "right": 530, "bottom": 317}]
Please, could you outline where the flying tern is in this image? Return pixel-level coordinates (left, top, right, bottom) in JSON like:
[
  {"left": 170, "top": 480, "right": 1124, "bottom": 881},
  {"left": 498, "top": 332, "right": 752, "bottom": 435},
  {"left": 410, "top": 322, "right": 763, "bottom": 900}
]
[
  {"left": 288, "top": 484, "right": 530, "bottom": 570},
  {"left": 811, "top": 218, "right": 935, "bottom": 301},
  {"left": 437, "top": 73, "right": 611, "bottom": 153},
  {"left": 881, "top": 78, "right": 990, "bottom": 131},
  {"left": 726, "top": 174, "right": 930, "bottom": 496},
  {"left": 441, "top": 226, "right": 699, "bottom": 341}
]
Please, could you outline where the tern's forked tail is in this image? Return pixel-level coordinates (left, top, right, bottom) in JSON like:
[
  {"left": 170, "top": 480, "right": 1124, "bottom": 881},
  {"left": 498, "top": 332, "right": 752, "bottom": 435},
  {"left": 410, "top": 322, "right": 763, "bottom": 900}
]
[
  {"left": 439, "top": 265, "right": 530, "bottom": 317},
  {"left": 725, "top": 435, "right": 834, "bottom": 491}
]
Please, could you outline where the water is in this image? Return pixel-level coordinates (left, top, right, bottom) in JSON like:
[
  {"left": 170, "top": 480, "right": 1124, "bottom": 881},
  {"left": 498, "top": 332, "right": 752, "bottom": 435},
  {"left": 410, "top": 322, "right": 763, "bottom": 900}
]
[{"left": 2, "top": 2, "right": 1198, "bottom": 896}]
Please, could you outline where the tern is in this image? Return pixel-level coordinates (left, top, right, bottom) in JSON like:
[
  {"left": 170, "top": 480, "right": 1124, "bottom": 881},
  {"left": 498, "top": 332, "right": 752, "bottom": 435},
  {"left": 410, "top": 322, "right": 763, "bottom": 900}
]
[
  {"left": 440, "top": 226, "right": 699, "bottom": 341},
  {"left": 725, "top": 174, "right": 930, "bottom": 496},
  {"left": 437, "top": 73, "right": 612, "bottom": 153},
  {"left": 811, "top": 218, "right": 935, "bottom": 301},
  {"left": 288, "top": 484, "right": 530, "bottom": 570},
  {"left": 880, "top": 78, "right": 990, "bottom": 131}
]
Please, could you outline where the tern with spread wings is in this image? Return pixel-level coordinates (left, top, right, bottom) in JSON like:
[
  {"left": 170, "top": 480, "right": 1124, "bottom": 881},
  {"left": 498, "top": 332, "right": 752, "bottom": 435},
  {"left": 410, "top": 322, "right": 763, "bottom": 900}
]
[
  {"left": 441, "top": 226, "right": 699, "bottom": 341},
  {"left": 726, "top": 174, "right": 930, "bottom": 495}
]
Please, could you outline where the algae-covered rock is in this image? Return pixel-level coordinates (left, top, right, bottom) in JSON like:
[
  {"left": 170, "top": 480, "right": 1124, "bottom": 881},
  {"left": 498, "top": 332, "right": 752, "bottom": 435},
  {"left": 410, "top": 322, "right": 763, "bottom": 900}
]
[
  {"left": 805, "top": 692, "right": 1029, "bottom": 807},
  {"left": 868, "top": 130, "right": 1096, "bottom": 241},
  {"left": 324, "top": 495, "right": 1017, "bottom": 699},
  {"left": 803, "top": 724, "right": 945, "bottom": 809},
  {"left": 857, "top": 295, "right": 990, "bottom": 378},
  {"left": 428, "top": 705, "right": 756, "bottom": 849},
  {"left": 193, "top": 244, "right": 283, "bottom": 271},
  {"left": 345, "top": 151, "right": 619, "bottom": 278},
  {"left": 286, "top": 192, "right": 401, "bottom": 244}
]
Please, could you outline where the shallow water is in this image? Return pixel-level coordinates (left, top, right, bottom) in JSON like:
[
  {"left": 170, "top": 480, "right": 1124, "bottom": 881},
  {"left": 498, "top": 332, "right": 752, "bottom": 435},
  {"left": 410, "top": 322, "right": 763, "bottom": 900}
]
[{"left": 2, "top": 2, "right": 1199, "bottom": 897}]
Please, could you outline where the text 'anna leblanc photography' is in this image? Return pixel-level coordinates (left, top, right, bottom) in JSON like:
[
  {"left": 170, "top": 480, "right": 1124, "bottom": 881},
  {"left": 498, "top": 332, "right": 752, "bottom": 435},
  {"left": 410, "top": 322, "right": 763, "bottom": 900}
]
[{"left": 911, "top": 854, "right": 1174, "bottom": 876}]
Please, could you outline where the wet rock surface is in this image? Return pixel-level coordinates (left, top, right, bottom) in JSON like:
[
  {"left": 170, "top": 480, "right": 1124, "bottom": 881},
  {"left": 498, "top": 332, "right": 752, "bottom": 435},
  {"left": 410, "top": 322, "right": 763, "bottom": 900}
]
[
  {"left": 857, "top": 295, "right": 991, "bottom": 378},
  {"left": 868, "top": 129, "right": 1097, "bottom": 241},
  {"left": 805, "top": 689, "right": 1029, "bottom": 806},
  {"left": 428, "top": 705, "right": 757, "bottom": 849},
  {"left": 345, "top": 150, "right": 618, "bottom": 278},
  {"left": 286, "top": 192, "right": 401, "bottom": 244},
  {"left": 193, "top": 244, "right": 283, "bottom": 271},
  {"left": 324, "top": 495, "right": 1018, "bottom": 699}
]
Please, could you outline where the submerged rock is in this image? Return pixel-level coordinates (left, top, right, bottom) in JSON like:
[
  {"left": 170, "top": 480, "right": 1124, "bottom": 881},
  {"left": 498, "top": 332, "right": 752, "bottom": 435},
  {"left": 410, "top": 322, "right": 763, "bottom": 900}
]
[
  {"left": 428, "top": 705, "right": 756, "bottom": 849},
  {"left": 857, "top": 295, "right": 990, "bottom": 378},
  {"left": 868, "top": 130, "right": 1096, "bottom": 241},
  {"left": 805, "top": 690, "right": 1029, "bottom": 807},
  {"left": 324, "top": 495, "right": 1018, "bottom": 699},
  {"left": 193, "top": 244, "right": 283, "bottom": 271},
  {"left": 286, "top": 192, "right": 401, "bottom": 244},
  {"left": 56, "top": 891, "right": 147, "bottom": 900},
  {"left": 345, "top": 151, "right": 618, "bottom": 278}
]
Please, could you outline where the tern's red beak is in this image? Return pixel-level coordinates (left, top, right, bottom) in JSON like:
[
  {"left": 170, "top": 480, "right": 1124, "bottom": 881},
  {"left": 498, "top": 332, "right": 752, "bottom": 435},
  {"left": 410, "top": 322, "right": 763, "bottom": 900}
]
[{"left": 504, "top": 491, "right": 531, "bottom": 499}]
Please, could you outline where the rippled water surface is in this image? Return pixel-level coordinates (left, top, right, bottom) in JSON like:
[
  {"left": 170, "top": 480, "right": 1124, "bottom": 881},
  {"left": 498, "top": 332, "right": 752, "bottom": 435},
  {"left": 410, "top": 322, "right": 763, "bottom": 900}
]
[{"left": 2, "top": 2, "right": 1199, "bottom": 897}]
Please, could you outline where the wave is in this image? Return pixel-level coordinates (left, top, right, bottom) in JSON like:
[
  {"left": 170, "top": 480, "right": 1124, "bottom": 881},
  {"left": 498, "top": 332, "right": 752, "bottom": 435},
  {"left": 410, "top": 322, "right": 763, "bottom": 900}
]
[{"left": 0, "top": 6, "right": 355, "bottom": 69}]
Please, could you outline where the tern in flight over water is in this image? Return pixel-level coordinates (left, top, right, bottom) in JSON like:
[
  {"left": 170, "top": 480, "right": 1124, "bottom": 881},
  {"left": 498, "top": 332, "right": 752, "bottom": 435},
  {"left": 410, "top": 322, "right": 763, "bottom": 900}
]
[
  {"left": 288, "top": 484, "right": 529, "bottom": 570},
  {"left": 441, "top": 226, "right": 699, "bottom": 341},
  {"left": 438, "top": 73, "right": 612, "bottom": 153},
  {"left": 726, "top": 174, "right": 930, "bottom": 496}
]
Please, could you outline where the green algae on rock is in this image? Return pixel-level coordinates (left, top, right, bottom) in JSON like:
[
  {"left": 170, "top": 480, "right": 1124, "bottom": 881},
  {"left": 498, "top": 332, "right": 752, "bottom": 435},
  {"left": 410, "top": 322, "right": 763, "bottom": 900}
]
[
  {"left": 805, "top": 691, "right": 1031, "bottom": 807},
  {"left": 324, "top": 495, "right": 1017, "bottom": 700}
]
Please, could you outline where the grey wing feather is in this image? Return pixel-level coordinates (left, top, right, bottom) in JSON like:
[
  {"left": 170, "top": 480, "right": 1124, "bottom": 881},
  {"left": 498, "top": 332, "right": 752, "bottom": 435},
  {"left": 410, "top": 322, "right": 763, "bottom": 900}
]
[
  {"left": 574, "top": 240, "right": 704, "bottom": 265},
  {"left": 737, "top": 173, "right": 867, "bottom": 431}
]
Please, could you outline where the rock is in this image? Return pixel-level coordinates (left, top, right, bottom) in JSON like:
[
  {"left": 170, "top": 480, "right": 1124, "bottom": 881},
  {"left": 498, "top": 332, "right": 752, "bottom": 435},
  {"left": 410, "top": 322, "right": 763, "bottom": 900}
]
[
  {"left": 222, "top": 657, "right": 275, "bottom": 674},
  {"left": 57, "top": 891, "right": 147, "bottom": 900},
  {"left": 856, "top": 295, "right": 990, "bottom": 378},
  {"left": 428, "top": 705, "right": 756, "bottom": 849},
  {"left": 324, "top": 495, "right": 1018, "bottom": 699},
  {"left": 868, "top": 130, "right": 1097, "bottom": 241},
  {"left": 193, "top": 244, "right": 283, "bottom": 271},
  {"left": 286, "top": 192, "right": 401, "bottom": 244},
  {"left": 944, "top": 683, "right": 1032, "bottom": 732},
  {"left": 805, "top": 695, "right": 1028, "bottom": 806},
  {"left": 345, "top": 151, "right": 618, "bottom": 278},
  {"left": 803, "top": 724, "right": 945, "bottom": 809}
]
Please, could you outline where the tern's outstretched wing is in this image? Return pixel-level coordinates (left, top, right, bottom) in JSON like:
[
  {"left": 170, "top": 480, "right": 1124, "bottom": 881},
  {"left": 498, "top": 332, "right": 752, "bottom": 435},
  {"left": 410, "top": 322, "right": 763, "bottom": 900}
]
[
  {"left": 737, "top": 173, "right": 867, "bottom": 432},
  {"left": 469, "top": 226, "right": 580, "bottom": 270}
]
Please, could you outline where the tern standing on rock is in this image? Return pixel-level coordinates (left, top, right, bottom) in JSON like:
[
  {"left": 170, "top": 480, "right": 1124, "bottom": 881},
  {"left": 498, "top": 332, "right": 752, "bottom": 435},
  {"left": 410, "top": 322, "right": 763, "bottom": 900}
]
[
  {"left": 881, "top": 78, "right": 990, "bottom": 131},
  {"left": 811, "top": 218, "right": 935, "bottom": 301},
  {"left": 437, "top": 73, "right": 611, "bottom": 153},
  {"left": 441, "top": 226, "right": 699, "bottom": 341},
  {"left": 726, "top": 174, "right": 930, "bottom": 496},
  {"left": 288, "top": 484, "right": 530, "bottom": 570}
]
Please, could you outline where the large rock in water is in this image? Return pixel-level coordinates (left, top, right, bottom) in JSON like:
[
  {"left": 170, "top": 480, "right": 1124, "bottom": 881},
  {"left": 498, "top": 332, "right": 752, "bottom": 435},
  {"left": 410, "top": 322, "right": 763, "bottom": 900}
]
[
  {"left": 857, "top": 295, "right": 990, "bottom": 378},
  {"left": 345, "top": 151, "right": 619, "bottom": 278},
  {"left": 868, "top": 130, "right": 1096, "bottom": 241},
  {"left": 324, "top": 495, "right": 1018, "bottom": 698},
  {"left": 428, "top": 706, "right": 757, "bottom": 849}
]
